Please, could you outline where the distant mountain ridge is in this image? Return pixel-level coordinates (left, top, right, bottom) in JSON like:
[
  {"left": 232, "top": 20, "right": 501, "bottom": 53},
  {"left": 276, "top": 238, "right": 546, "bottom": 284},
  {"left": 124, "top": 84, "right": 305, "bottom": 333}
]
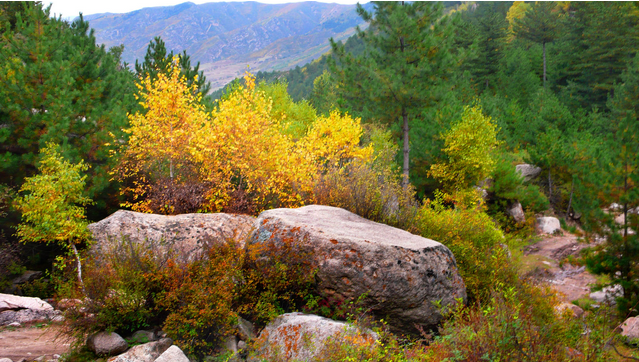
[{"left": 85, "top": 1, "right": 370, "bottom": 89}]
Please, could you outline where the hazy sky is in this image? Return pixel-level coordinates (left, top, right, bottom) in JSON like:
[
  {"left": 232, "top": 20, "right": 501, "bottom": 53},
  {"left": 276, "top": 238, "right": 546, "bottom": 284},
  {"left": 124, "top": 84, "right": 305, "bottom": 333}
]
[{"left": 43, "top": 0, "right": 363, "bottom": 19}]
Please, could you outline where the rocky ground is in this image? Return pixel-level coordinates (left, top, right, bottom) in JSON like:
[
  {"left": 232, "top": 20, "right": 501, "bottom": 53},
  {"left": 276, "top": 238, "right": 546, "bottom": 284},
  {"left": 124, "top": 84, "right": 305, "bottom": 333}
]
[{"left": 0, "top": 323, "right": 70, "bottom": 361}]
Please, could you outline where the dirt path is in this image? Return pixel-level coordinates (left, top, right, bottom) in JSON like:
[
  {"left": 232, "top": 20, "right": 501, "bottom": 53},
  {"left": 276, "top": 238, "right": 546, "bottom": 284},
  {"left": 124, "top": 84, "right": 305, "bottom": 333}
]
[
  {"left": 523, "top": 233, "right": 597, "bottom": 302},
  {"left": 0, "top": 323, "right": 70, "bottom": 361}
]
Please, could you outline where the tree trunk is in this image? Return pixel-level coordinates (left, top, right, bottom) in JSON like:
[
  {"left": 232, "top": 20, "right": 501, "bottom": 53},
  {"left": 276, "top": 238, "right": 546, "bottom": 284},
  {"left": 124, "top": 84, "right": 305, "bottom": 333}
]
[
  {"left": 543, "top": 42, "right": 547, "bottom": 88},
  {"left": 548, "top": 168, "right": 552, "bottom": 202},
  {"left": 566, "top": 176, "right": 574, "bottom": 217},
  {"left": 402, "top": 107, "right": 410, "bottom": 188},
  {"left": 70, "top": 243, "right": 86, "bottom": 295}
]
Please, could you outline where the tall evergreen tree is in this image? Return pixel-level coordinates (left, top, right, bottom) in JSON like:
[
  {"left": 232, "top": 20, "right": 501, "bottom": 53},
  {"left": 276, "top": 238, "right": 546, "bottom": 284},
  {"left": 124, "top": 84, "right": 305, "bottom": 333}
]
[
  {"left": 513, "top": 1, "right": 560, "bottom": 88},
  {"left": 0, "top": 3, "right": 136, "bottom": 212},
  {"left": 329, "top": 1, "right": 458, "bottom": 187},
  {"left": 135, "top": 36, "right": 211, "bottom": 98}
]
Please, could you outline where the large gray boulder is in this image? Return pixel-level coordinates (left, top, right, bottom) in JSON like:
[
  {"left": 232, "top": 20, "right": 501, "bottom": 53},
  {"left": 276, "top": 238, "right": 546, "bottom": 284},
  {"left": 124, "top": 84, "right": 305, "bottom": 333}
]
[
  {"left": 516, "top": 164, "right": 542, "bottom": 182},
  {"left": 0, "top": 308, "right": 62, "bottom": 326},
  {"left": 87, "top": 332, "right": 128, "bottom": 356},
  {"left": 107, "top": 338, "right": 172, "bottom": 362},
  {"left": 248, "top": 313, "right": 378, "bottom": 362},
  {"left": 88, "top": 210, "right": 256, "bottom": 264},
  {"left": 507, "top": 201, "right": 526, "bottom": 223},
  {"left": 249, "top": 205, "right": 466, "bottom": 334},
  {"left": 0, "top": 293, "right": 53, "bottom": 312},
  {"left": 621, "top": 316, "right": 639, "bottom": 341}
]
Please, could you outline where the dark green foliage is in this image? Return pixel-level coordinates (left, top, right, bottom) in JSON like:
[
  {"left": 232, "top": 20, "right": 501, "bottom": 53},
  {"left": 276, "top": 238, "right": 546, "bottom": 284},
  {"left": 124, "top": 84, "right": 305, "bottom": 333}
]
[
  {"left": 489, "top": 153, "right": 548, "bottom": 215},
  {"left": 135, "top": 36, "right": 211, "bottom": 99},
  {"left": 0, "top": 3, "right": 136, "bottom": 215}
]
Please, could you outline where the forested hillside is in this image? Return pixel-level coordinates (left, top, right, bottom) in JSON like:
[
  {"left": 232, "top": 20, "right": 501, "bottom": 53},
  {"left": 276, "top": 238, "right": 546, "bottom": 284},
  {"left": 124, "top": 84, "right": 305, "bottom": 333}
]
[{"left": 2, "top": 1, "right": 639, "bottom": 361}]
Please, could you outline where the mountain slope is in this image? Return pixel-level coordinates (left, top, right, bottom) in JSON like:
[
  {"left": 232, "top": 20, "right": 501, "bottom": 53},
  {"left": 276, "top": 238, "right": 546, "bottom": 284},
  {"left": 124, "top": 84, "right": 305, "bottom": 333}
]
[{"left": 85, "top": 1, "right": 369, "bottom": 89}]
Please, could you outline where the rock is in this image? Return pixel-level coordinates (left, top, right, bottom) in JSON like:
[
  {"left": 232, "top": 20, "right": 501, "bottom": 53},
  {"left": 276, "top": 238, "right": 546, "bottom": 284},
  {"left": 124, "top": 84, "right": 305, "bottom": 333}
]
[
  {"left": 506, "top": 201, "right": 526, "bottom": 223},
  {"left": 0, "top": 358, "right": 13, "bottom": 362},
  {"left": 236, "top": 316, "right": 256, "bottom": 341},
  {"left": 88, "top": 210, "right": 256, "bottom": 264},
  {"left": 621, "top": 316, "right": 639, "bottom": 341},
  {"left": 87, "top": 332, "right": 129, "bottom": 356},
  {"left": 237, "top": 340, "right": 247, "bottom": 350},
  {"left": 224, "top": 335, "right": 238, "bottom": 354},
  {"left": 0, "top": 293, "right": 54, "bottom": 312},
  {"left": 107, "top": 338, "right": 172, "bottom": 362},
  {"left": 516, "top": 164, "right": 542, "bottom": 182},
  {"left": 7, "top": 321, "right": 21, "bottom": 327},
  {"left": 128, "top": 330, "right": 156, "bottom": 345},
  {"left": 249, "top": 205, "right": 466, "bottom": 334},
  {"left": 565, "top": 347, "right": 584, "bottom": 359},
  {"left": 609, "top": 203, "right": 622, "bottom": 211},
  {"left": 33, "top": 356, "right": 46, "bottom": 362},
  {"left": 154, "top": 345, "right": 189, "bottom": 362},
  {"left": 55, "top": 299, "right": 82, "bottom": 311},
  {"left": 536, "top": 217, "right": 561, "bottom": 234},
  {"left": 248, "top": 313, "right": 377, "bottom": 362},
  {"left": 590, "top": 285, "right": 623, "bottom": 304},
  {"left": 555, "top": 303, "right": 584, "bottom": 318},
  {"left": 6, "top": 271, "right": 44, "bottom": 294},
  {"left": 0, "top": 309, "right": 61, "bottom": 326}
]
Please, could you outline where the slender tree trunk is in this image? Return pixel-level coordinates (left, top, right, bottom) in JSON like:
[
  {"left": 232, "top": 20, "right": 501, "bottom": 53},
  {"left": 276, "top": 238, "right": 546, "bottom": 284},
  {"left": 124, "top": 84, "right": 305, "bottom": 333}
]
[
  {"left": 402, "top": 107, "right": 410, "bottom": 188},
  {"left": 548, "top": 168, "right": 552, "bottom": 201},
  {"left": 543, "top": 42, "right": 547, "bottom": 88},
  {"left": 70, "top": 243, "right": 86, "bottom": 295},
  {"left": 566, "top": 176, "right": 574, "bottom": 217}
]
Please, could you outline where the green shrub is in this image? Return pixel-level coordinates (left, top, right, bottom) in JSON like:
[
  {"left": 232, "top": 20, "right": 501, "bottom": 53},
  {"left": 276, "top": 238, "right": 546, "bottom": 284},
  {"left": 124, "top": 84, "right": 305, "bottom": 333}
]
[{"left": 415, "top": 193, "right": 517, "bottom": 303}]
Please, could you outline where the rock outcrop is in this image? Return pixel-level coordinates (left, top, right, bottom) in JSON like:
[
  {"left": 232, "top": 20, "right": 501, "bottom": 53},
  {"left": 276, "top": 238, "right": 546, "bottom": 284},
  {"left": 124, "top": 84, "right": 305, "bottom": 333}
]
[
  {"left": 516, "top": 164, "right": 542, "bottom": 182},
  {"left": 88, "top": 210, "right": 255, "bottom": 263},
  {"left": 248, "top": 313, "right": 377, "bottom": 362},
  {"left": 622, "top": 316, "right": 639, "bottom": 341},
  {"left": 0, "top": 293, "right": 53, "bottom": 312},
  {"left": 154, "top": 345, "right": 189, "bottom": 362},
  {"left": 537, "top": 217, "right": 561, "bottom": 234},
  {"left": 507, "top": 201, "right": 526, "bottom": 223},
  {"left": 0, "top": 294, "right": 61, "bottom": 326},
  {"left": 249, "top": 205, "right": 466, "bottom": 334}
]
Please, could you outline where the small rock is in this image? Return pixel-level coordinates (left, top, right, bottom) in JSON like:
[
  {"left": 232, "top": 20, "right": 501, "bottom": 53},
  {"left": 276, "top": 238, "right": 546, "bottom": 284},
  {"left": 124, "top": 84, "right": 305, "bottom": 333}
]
[
  {"left": 0, "top": 358, "right": 13, "bottom": 362},
  {"left": 537, "top": 217, "right": 561, "bottom": 234},
  {"left": 87, "top": 332, "right": 128, "bottom": 356},
  {"left": 621, "top": 316, "right": 639, "bottom": 341},
  {"left": 590, "top": 285, "right": 623, "bottom": 304},
  {"left": 8, "top": 322, "right": 21, "bottom": 327},
  {"left": 507, "top": 201, "right": 526, "bottom": 223},
  {"left": 107, "top": 337, "right": 172, "bottom": 362},
  {"left": 555, "top": 303, "right": 584, "bottom": 318},
  {"left": 33, "top": 356, "right": 46, "bottom": 362},
  {"left": 0, "top": 309, "right": 58, "bottom": 326},
  {"left": 55, "top": 299, "right": 82, "bottom": 311},
  {"left": 237, "top": 340, "right": 247, "bottom": 350},
  {"left": 224, "top": 335, "right": 238, "bottom": 354},
  {"left": 154, "top": 345, "right": 189, "bottom": 362},
  {"left": 609, "top": 203, "right": 622, "bottom": 211},
  {"left": 515, "top": 164, "right": 542, "bottom": 182},
  {"left": 236, "top": 316, "right": 255, "bottom": 341}
]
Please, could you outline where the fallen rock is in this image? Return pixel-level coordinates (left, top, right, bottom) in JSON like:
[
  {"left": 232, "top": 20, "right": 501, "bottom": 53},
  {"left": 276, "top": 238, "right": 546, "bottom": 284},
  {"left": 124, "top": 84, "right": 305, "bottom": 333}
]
[
  {"left": 0, "top": 358, "right": 13, "bottom": 362},
  {"left": 621, "top": 316, "right": 639, "bottom": 341},
  {"left": 0, "top": 309, "right": 61, "bottom": 326},
  {"left": 555, "top": 303, "right": 584, "bottom": 318},
  {"left": 236, "top": 316, "right": 256, "bottom": 341},
  {"left": 537, "top": 217, "right": 561, "bottom": 234},
  {"left": 516, "top": 164, "right": 542, "bottom": 182},
  {"left": 107, "top": 338, "right": 172, "bottom": 362},
  {"left": 507, "top": 201, "right": 526, "bottom": 223},
  {"left": 248, "top": 313, "right": 377, "bottom": 362},
  {"left": 249, "top": 205, "right": 466, "bottom": 334},
  {"left": 87, "top": 332, "right": 128, "bottom": 356},
  {"left": 88, "top": 210, "right": 256, "bottom": 264},
  {"left": 0, "top": 294, "right": 54, "bottom": 313},
  {"left": 590, "top": 285, "right": 623, "bottom": 304},
  {"left": 154, "top": 345, "right": 189, "bottom": 362}
]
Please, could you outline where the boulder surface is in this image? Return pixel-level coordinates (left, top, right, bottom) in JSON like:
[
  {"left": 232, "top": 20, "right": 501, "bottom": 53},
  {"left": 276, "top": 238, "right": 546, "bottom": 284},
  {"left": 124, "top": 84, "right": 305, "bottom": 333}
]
[
  {"left": 87, "top": 332, "right": 128, "bottom": 356},
  {"left": 537, "top": 217, "right": 561, "bottom": 234},
  {"left": 516, "top": 164, "right": 542, "bottom": 182},
  {"left": 507, "top": 201, "right": 526, "bottom": 223},
  {"left": 249, "top": 205, "right": 466, "bottom": 334},
  {"left": 88, "top": 210, "right": 256, "bottom": 263},
  {"left": 107, "top": 337, "right": 172, "bottom": 362},
  {"left": 622, "top": 316, "right": 639, "bottom": 340},
  {"left": 248, "top": 313, "right": 377, "bottom": 362},
  {"left": 0, "top": 293, "right": 53, "bottom": 312},
  {"left": 154, "top": 345, "right": 189, "bottom": 362}
]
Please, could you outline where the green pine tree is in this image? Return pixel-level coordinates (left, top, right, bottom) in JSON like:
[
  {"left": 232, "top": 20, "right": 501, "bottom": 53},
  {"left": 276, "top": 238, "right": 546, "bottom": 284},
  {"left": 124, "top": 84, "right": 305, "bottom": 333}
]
[{"left": 329, "top": 1, "right": 458, "bottom": 187}]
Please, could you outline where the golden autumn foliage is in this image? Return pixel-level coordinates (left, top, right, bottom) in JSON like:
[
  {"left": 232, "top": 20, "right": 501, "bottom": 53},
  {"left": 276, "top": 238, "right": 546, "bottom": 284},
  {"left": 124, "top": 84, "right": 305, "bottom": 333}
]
[{"left": 115, "top": 66, "right": 373, "bottom": 214}]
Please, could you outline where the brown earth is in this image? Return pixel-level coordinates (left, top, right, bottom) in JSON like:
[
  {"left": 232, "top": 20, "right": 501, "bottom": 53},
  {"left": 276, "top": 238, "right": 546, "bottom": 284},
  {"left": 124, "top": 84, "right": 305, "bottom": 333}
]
[
  {"left": 0, "top": 323, "right": 70, "bottom": 361},
  {"left": 522, "top": 232, "right": 598, "bottom": 302}
]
